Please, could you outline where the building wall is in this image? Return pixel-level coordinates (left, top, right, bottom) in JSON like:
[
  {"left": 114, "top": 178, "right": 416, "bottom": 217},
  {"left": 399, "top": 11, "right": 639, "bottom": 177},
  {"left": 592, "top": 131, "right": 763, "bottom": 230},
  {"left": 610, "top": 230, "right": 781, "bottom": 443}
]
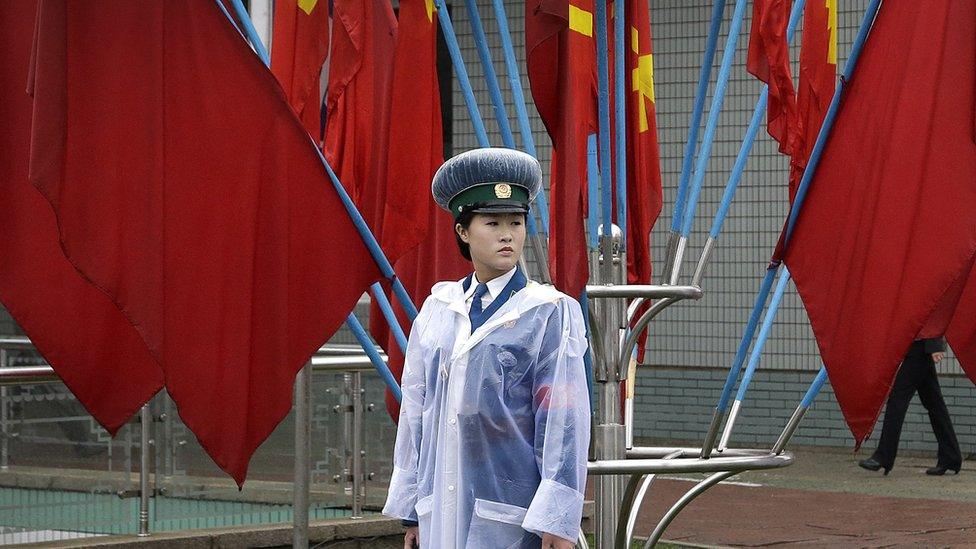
[{"left": 446, "top": 0, "right": 976, "bottom": 455}]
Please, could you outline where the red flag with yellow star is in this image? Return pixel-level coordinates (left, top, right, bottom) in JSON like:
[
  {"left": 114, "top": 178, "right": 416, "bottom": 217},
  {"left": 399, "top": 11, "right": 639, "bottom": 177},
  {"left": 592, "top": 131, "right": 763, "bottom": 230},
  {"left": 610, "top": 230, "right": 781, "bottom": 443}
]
[
  {"left": 788, "top": 0, "right": 836, "bottom": 198},
  {"left": 624, "top": 0, "right": 664, "bottom": 362},
  {"left": 527, "top": 0, "right": 599, "bottom": 299},
  {"left": 271, "top": 0, "right": 330, "bottom": 139}
]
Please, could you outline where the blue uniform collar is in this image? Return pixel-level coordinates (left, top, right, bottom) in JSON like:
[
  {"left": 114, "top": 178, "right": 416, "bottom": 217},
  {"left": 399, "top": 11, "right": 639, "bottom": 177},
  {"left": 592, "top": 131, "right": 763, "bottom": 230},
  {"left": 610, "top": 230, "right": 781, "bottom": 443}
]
[{"left": 462, "top": 266, "right": 528, "bottom": 333}]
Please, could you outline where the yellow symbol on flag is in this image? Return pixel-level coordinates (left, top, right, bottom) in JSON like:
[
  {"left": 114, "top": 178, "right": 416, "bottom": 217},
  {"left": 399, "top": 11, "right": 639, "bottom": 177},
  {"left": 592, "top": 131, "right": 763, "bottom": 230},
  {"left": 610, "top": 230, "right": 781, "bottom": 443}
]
[
  {"left": 569, "top": 4, "right": 593, "bottom": 37},
  {"left": 826, "top": 0, "right": 838, "bottom": 64},
  {"left": 298, "top": 0, "right": 318, "bottom": 15},
  {"left": 631, "top": 27, "right": 655, "bottom": 132},
  {"left": 426, "top": 0, "right": 437, "bottom": 23}
]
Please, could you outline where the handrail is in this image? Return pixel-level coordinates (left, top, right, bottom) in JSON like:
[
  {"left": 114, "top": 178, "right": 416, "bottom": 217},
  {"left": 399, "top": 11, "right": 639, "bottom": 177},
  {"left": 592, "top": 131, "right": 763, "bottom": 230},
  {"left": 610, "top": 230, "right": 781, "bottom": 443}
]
[{"left": 584, "top": 285, "right": 702, "bottom": 300}]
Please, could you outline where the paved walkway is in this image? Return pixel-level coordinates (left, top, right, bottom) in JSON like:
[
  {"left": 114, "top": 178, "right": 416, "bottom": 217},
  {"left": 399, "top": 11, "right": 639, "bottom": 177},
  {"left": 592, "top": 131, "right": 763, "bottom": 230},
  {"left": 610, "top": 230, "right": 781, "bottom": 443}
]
[{"left": 630, "top": 447, "right": 976, "bottom": 547}]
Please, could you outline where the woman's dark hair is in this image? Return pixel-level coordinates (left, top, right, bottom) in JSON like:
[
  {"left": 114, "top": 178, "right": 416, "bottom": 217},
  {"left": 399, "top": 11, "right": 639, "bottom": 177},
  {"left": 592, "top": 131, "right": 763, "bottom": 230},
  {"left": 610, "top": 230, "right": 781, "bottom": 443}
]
[
  {"left": 453, "top": 209, "right": 528, "bottom": 262},
  {"left": 454, "top": 209, "right": 476, "bottom": 261}
]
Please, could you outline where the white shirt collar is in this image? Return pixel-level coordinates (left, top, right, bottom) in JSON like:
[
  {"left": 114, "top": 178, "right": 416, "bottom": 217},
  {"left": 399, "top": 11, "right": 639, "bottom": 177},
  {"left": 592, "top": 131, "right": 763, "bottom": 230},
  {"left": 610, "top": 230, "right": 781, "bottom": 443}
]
[{"left": 464, "top": 266, "right": 518, "bottom": 302}]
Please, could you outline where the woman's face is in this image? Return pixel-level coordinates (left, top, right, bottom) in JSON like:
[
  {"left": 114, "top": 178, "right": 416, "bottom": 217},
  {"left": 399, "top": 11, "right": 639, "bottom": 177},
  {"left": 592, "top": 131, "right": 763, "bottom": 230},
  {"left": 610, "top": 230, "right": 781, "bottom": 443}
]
[{"left": 456, "top": 212, "right": 526, "bottom": 279}]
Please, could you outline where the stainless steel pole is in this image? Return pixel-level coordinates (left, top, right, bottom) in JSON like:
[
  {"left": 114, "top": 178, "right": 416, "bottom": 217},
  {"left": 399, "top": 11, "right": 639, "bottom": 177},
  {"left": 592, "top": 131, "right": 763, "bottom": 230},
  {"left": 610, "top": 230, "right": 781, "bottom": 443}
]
[
  {"left": 594, "top": 231, "right": 626, "bottom": 549},
  {"left": 1, "top": 348, "right": 8, "bottom": 470},
  {"left": 293, "top": 362, "right": 312, "bottom": 549},
  {"left": 138, "top": 403, "right": 151, "bottom": 537},
  {"left": 351, "top": 371, "right": 364, "bottom": 518}
]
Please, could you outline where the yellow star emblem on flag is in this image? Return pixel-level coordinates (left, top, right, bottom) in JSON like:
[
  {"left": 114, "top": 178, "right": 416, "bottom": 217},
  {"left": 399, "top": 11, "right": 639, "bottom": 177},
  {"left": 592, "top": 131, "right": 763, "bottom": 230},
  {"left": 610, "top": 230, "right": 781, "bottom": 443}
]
[
  {"left": 569, "top": 3, "right": 593, "bottom": 37},
  {"left": 631, "top": 27, "right": 655, "bottom": 132},
  {"left": 298, "top": 0, "right": 318, "bottom": 16}
]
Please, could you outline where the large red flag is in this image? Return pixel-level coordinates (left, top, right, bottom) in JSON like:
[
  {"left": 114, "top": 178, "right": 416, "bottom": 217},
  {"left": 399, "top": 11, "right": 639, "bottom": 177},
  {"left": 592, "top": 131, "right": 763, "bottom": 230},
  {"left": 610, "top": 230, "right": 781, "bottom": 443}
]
[
  {"left": 28, "top": 0, "right": 382, "bottom": 485},
  {"left": 784, "top": 0, "right": 976, "bottom": 444},
  {"left": 624, "top": 0, "right": 664, "bottom": 363},
  {"left": 787, "top": 0, "right": 836, "bottom": 198},
  {"left": 369, "top": 0, "right": 469, "bottom": 420},
  {"left": 0, "top": 0, "right": 163, "bottom": 435},
  {"left": 747, "top": 0, "right": 799, "bottom": 155},
  {"left": 271, "top": 0, "right": 330, "bottom": 138},
  {"left": 324, "top": 0, "right": 398, "bottom": 231},
  {"left": 527, "top": 0, "right": 599, "bottom": 299}
]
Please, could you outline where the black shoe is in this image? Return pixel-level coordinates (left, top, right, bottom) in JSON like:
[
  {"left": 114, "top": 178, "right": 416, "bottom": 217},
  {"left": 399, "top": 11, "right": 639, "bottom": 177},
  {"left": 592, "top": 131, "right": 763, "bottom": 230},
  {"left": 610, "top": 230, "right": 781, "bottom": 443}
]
[
  {"left": 925, "top": 465, "right": 960, "bottom": 476},
  {"left": 858, "top": 458, "right": 891, "bottom": 475}
]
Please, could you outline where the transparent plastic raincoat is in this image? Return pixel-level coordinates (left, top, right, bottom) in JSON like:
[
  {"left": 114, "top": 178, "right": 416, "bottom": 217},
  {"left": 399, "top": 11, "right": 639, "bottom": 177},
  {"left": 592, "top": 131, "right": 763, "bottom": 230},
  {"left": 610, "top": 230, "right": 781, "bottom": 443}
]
[{"left": 383, "top": 277, "right": 591, "bottom": 547}]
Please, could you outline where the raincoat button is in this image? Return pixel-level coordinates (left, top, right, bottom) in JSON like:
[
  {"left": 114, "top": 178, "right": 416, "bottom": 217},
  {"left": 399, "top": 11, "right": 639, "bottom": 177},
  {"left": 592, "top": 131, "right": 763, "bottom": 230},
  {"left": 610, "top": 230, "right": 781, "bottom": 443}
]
[
  {"left": 449, "top": 418, "right": 457, "bottom": 425},
  {"left": 448, "top": 485, "right": 455, "bottom": 492}
]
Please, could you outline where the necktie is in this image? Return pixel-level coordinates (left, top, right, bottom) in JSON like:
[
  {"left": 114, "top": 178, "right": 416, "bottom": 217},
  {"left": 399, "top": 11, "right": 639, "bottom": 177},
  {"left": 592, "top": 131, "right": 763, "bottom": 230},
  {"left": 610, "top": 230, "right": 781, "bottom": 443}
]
[{"left": 469, "top": 283, "right": 490, "bottom": 332}]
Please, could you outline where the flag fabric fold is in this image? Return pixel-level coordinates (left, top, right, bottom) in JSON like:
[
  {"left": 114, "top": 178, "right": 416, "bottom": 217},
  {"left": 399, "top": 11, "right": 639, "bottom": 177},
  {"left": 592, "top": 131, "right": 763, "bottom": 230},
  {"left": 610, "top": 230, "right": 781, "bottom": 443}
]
[
  {"left": 28, "top": 0, "right": 382, "bottom": 485},
  {"left": 788, "top": 0, "right": 836, "bottom": 199},
  {"left": 527, "top": 0, "right": 599, "bottom": 299},
  {"left": 0, "top": 0, "right": 163, "bottom": 435},
  {"left": 271, "top": 0, "right": 330, "bottom": 139},
  {"left": 747, "top": 0, "right": 799, "bottom": 155},
  {"left": 324, "top": 0, "right": 398, "bottom": 231},
  {"left": 784, "top": 0, "right": 976, "bottom": 444}
]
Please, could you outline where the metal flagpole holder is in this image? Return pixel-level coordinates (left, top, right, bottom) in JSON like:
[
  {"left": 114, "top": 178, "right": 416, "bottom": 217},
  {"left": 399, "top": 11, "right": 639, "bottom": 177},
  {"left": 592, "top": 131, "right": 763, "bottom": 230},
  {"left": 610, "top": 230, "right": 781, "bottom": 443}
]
[{"left": 584, "top": 228, "right": 796, "bottom": 548}]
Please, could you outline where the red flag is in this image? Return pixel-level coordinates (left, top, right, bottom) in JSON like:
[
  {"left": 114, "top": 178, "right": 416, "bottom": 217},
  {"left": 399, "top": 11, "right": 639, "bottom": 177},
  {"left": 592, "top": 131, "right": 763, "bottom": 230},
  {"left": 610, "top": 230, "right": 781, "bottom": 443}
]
[
  {"left": 324, "top": 0, "right": 398, "bottom": 231},
  {"left": 624, "top": 0, "right": 664, "bottom": 363},
  {"left": 380, "top": 0, "right": 441, "bottom": 264},
  {"left": 784, "top": 0, "right": 976, "bottom": 444},
  {"left": 527, "top": 0, "right": 599, "bottom": 299},
  {"left": 369, "top": 0, "right": 469, "bottom": 420},
  {"left": 28, "top": 0, "right": 382, "bottom": 485},
  {"left": 747, "top": 0, "right": 799, "bottom": 155},
  {"left": 787, "top": 0, "right": 836, "bottom": 198},
  {"left": 271, "top": 0, "right": 330, "bottom": 138},
  {"left": 0, "top": 0, "right": 163, "bottom": 435}
]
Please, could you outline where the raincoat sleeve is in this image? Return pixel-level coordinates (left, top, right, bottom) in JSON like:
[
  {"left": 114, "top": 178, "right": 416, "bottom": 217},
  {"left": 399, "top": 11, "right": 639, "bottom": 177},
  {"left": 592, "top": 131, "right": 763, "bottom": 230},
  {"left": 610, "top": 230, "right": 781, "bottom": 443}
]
[
  {"left": 382, "top": 298, "right": 435, "bottom": 522},
  {"left": 522, "top": 297, "right": 591, "bottom": 542}
]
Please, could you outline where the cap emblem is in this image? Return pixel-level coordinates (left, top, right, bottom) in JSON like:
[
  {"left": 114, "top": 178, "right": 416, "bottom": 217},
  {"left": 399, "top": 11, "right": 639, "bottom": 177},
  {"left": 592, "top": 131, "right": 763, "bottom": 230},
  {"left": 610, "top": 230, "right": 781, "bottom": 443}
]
[{"left": 494, "top": 183, "right": 512, "bottom": 199}]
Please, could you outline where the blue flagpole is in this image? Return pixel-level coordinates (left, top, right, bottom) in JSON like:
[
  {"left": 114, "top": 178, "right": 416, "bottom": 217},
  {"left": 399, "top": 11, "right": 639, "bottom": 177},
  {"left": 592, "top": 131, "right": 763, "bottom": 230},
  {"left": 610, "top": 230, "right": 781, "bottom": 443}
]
[
  {"left": 614, "top": 0, "right": 627, "bottom": 244},
  {"left": 708, "top": 0, "right": 806, "bottom": 240},
  {"left": 346, "top": 313, "right": 403, "bottom": 403},
  {"left": 670, "top": 0, "right": 728, "bottom": 233},
  {"left": 595, "top": 0, "right": 613, "bottom": 237},
  {"left": 434, "top": 0, "right": 490, "bottom": 147},
  {"left": 678, "top": 0, "right": 749, "bottom": 240},
  {"left": 463, "top": 0, "right": 515, "bottom": 148},
  {"left": 370, "top": 282, "right": 409, "bottom": 353},
  {"left": 717, "top": 267, "right": 791, "bottom": 450},
  {"left": 586, "top": 134, "right": 601, "bottom": 247},
  {"left": 228, "top": 0, "right": 270, "bottom": 65},
  {"left": 490, "top": 0, "right": 550, "bottom": 235},
  {"left": 800, "top": 366, "right": 829, "bottom": 409}
]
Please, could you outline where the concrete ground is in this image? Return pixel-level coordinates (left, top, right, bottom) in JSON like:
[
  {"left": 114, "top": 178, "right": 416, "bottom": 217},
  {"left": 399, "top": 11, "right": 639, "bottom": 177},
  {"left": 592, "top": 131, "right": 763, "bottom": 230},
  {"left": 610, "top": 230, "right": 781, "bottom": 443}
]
[{"left": 635, "top": 446, "right": 976, "bottom": 547}]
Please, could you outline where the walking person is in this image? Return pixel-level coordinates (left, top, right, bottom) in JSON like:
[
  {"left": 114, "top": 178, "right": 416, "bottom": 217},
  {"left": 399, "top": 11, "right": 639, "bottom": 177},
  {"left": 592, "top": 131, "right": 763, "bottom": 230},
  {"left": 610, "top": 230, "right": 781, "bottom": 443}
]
[
  {"left": 383, "top": 148, "right": 590, "bottom": 548},
  {"left": 859, "top": 337, "right": 962, "bottom": 476}
]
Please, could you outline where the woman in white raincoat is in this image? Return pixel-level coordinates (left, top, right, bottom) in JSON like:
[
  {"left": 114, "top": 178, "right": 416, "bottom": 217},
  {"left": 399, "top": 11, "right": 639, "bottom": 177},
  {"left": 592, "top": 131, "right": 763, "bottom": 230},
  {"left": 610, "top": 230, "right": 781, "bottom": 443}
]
[{"left": 383, "top": 148, "right": 591, "bottom": 549}]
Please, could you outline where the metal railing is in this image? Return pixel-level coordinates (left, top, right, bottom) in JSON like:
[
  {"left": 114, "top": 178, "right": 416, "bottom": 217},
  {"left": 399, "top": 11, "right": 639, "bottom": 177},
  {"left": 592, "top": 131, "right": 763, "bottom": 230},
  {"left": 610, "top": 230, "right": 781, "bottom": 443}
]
[{"left": 0, "top": 337, "right": 386, "bottom": 545}]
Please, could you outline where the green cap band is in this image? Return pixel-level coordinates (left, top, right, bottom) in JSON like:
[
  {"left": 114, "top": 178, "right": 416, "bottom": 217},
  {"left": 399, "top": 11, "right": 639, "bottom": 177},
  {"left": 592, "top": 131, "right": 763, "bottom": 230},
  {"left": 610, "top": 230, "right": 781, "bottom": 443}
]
[{"left": 448, "top": 183, "right": 530, "bottom": 217}]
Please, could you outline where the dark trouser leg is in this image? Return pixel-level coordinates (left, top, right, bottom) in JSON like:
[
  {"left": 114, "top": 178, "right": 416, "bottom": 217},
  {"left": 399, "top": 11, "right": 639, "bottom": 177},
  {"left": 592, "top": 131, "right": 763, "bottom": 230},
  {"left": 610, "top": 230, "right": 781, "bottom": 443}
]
[
  {"left": 916, "top": 361, "right": 962, "bottom": 469},
  {"left": 872, "top": 364, "right": 916, "bottom": 469}
]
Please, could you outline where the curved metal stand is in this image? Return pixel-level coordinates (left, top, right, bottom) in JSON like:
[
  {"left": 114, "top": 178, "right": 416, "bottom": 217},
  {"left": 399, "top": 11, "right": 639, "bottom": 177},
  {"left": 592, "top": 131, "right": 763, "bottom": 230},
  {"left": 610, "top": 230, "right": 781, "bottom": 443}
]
[
  {"left": 643, "top": 471, "right": 737, "bottom": 548},
  {"left": 587, "top": 448, "right": 793, "bottom": 548}
]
